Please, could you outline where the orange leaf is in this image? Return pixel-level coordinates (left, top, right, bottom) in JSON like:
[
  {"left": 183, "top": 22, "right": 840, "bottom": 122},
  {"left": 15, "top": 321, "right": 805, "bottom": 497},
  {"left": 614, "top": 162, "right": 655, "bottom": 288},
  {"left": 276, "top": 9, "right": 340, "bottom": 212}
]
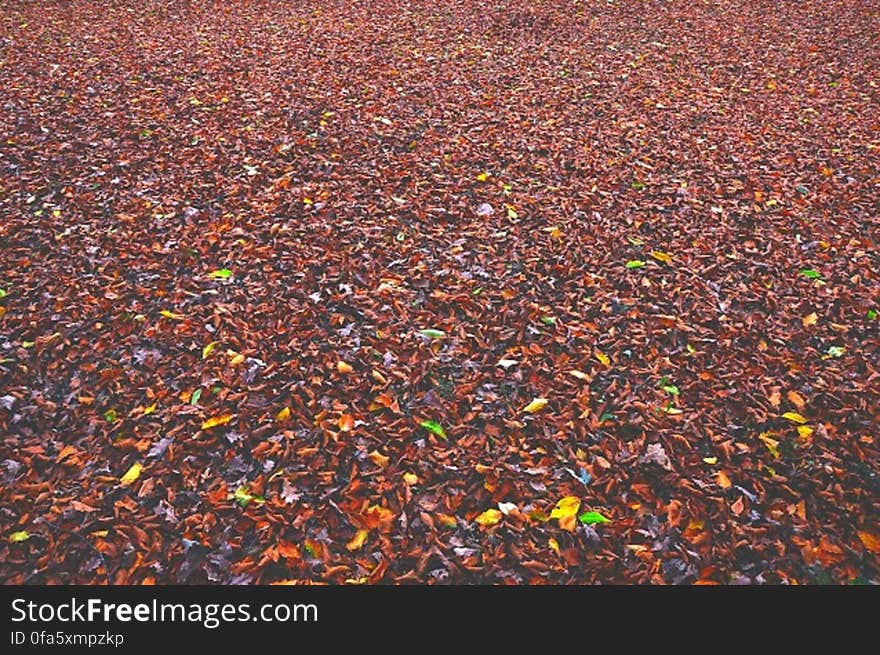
[
  {"left": 338, "top": 413, "right": 354, "bottom": 432},
  {"left": 346, "top": 529, "right": 369, "bottom": 552},
  {"left": 717, "top": 470, "right": 732, "bottom": 489},
  {"left": 336, "top": 361, "right": 353, "bottom": 374},
  {"left": 857, "top": 531, "right": 880, "bottom": 554}
]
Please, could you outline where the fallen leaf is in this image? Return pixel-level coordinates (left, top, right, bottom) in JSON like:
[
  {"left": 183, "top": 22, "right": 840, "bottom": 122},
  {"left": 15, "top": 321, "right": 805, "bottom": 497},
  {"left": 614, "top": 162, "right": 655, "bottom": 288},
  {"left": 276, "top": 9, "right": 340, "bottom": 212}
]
[
  {"left": 336, "top": 361, "right": 353, "bottom": 374},
  {"left": 549, "top": 496, "right": 581, "bottom": 531},
  {"left": 9, "top": 531, "right": 30, "bottom": 543},
  {"left": 346, "top": 529, "right": 369, "bottom": 551},
  {"left": 120, "top": 462, "right": 143, "bottom": 485},
  {"left": 522, "top": 398, "right": 548, "bottom": 413},
  {"left": 578, "top": 510, "right": 611, "bottom": 525},
  {"left": 419, "top": 419, "right": 447, "bottom": 440},
  {"left": 782, "top": 412, "right": 807, "bottom": 424},
  {"left": 201, "top": 414, "right": 233, "bottom": 430},
  {"left": 475, "top": 508, "right": 503, "bottom": 526},
  {"left": 338, "top": 414, "right": 355, "bottom": 432}
]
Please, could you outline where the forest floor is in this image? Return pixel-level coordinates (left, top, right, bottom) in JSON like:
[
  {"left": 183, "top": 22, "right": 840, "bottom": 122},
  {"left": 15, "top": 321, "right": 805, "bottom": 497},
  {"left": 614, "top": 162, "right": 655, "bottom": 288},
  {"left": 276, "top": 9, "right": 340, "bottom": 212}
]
[{"left": 1, "top": 0, "right": 878, "bottom": 584}]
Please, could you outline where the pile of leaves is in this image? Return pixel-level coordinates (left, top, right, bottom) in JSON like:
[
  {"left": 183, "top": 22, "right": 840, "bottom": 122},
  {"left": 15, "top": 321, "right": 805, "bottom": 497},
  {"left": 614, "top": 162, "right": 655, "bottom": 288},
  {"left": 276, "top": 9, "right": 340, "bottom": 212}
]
[{"left": 1, "top": 0, "right": 878, "bottom": 584}]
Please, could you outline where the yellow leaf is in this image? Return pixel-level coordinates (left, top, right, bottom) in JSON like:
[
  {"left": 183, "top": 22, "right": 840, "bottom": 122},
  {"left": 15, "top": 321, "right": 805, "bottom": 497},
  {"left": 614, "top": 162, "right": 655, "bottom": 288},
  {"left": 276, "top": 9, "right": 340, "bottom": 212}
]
[
  {"left": 595, "top": 351, "right": 611, "bottom": 366},
  {"left": 649, "top": 250, "right": 673, "bottom": 265},
  {"left": 549, "top": 496, "right": 581, "bottom": 531},
  {"left": 336, "top": 361, "right": 353, "bottom": 374},
  {"left": 759, "top": 433, "right": 780, "bottom": 458},
  {"left": 797, "top": 425, "right": 814, "bottom": 439},
  {"left": 346, "top": 529, "right": 369, "bottom": 552},
  {"left": 202, "top": 341, "right": 219, "bottom": 359},
  {"left": 475, "top": 508, "right": 503, "bottom": 526},
  {"left": 368, "top": 450, "right": 389, "bottom": 468},
  {"left": 523, "top": 397, "right": 548, "bottom": 413},
  {"left": 702, "top": 456, "right": 718, "bottom": 465},
  {"left": 201, "top": 414, "right": 233, "bottom": 430},
  {"left": 549, "top": 496, "right": 581, "bottom": 519},
  {"left": 120, "top": 462, "right": 143, "bottom": 485},
  {"left": 229, "top": 353, "right": 245, "bottom": 366},
  {"left": 403, "top": 472, "right": 419, "bottom": 485},
  {"left": 9, "top": 530, "right": 30, "bottom": 543},
  {"left": 782, "top": 411, "right": 807, "bottom": 424},
  {"left": 548, "top": 537, "right": 560, "bottom": 554},
  {"left": 506, "top": 205, "right": 518, "bottom": 219},
  {"left": 143, "top": 403, "right": 157, "bottom": 416},
  {"left": 476, "top": 172, "right": 489, "bottom": 182},
  {"left": 802, "top": 313, "right": 818, "bottom": 327},
  {"left": 276, "top": 407, "right": 291, "bottom": 422},
  {"left": 159, "top": 309, "right": 183, "bottom": 320}
]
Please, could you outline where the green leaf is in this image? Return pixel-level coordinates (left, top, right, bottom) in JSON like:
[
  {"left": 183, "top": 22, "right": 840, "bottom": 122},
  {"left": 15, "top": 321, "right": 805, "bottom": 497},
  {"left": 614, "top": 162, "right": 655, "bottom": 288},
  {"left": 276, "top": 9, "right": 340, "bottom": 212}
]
[
  {"left": 472, "top": 287, "right": 483, "bottom": 295},
  {"left": 9, "top": 530, "right": 30, "bottom": 543},
  {"left": 190, "top": 388, "right": 202, "bottom": 405},
  {"left": 799, "top": 269, "right": 821, "bottom": 279},
  {"left": 419, "top": 420, "right": 448, "bottom": 440},
  {"left": 234, "top": 486, "right": 265, "bottom": 508},
  {"left": 419, "top": 329, "right": 445, "bottom": 339},
  {"left": 0, "top": 288, "right": 6, "bottom": 299},
  {"left": 661, "top": 383, "right": 680, "bottom": 396},
  {"left": 104, "top": 409, "right": 117, "bottom": 423},
  {"left": 868, "top": 309, "right": 877, "bottom": 320},
  {"left": 209, "top": 268, "right": 233, "bottom": 279},
  {"left": 631, "top": 180, "right": 645, "bottom": 190},
  {"left": 626, "top": 260, "right": 645, "bottom": 269},
  {"left": 578, "top": 511, "right": 611, "bottom": 525},
  {"left": 540, "top": 316, "right": 557, "bottom": 326},
  {"left": 825, "top": 345, "right": 845, "bottom": 358}
]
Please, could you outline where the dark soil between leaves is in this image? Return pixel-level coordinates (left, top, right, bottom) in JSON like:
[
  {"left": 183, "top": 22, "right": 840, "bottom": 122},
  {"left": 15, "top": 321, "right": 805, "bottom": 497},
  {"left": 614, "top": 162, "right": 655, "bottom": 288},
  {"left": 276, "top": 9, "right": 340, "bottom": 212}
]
[{"left": 1, "top": 0, "right": 878, "bottom": 584}]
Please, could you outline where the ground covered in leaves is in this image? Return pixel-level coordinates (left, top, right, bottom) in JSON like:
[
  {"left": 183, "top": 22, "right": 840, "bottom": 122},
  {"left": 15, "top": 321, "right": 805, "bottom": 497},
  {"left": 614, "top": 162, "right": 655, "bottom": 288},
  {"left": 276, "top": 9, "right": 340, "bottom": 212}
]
[{"left": 1, "top": 0, "right": 878, "bottom": 585}]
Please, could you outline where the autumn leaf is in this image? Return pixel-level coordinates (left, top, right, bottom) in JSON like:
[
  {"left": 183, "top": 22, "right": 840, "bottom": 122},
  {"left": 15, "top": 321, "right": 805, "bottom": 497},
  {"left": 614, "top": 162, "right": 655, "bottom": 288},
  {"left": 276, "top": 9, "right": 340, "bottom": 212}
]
[
  {"left": 595, "top": 351, "right": 611, "bottom": 366},
  {"left": 202, "top": 341, "right": 219, "bottom": 359},
  {"left": 9, "top": 531, "right": 30, "bottom": 543},
  {"left": 346, "top": 529, "right": 369, "bottom": 551},
  {"left": 649, "top": 250, "right": 673, "bottom": 264},
  {"left": 402, "top": 472, "right": 419, "bottom": 485},
  {"left": 338, "top": 413, "right": 355, "bottom": 432},
  {"left": 522, "top": 397, "right": 548, "bottom": 413},
  {"left": 781, "top": 412, "right": 807, "bottom": 424},
  {"left": 276, "top": 406, "right": 291, "bottom": 422},
  {"left": 201, "top": 414, "right": 234, "bottom": 430},
  {"left": 802, "top": 313, "right": 818, "bottom": 327},
  {"left": 549, "top": 496, "right": 581, "bottom": 531},
  {"left": 120, "top": 462, "right": 143, "bottom": 485},
  {"left": 208, "top": 268, "right": 233, "bottom": 279},
  {"left": 159, "top": 309, "right": 184, "bottom": 319},
  {"left": 475, "top": 508, "right": 503, "bottom": 526},
  {"left": 857, "top": 531, "right": 880, "bottom": 554},
  {"left": 336, "top": 360, "right": 354, "bottom": 374}
]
